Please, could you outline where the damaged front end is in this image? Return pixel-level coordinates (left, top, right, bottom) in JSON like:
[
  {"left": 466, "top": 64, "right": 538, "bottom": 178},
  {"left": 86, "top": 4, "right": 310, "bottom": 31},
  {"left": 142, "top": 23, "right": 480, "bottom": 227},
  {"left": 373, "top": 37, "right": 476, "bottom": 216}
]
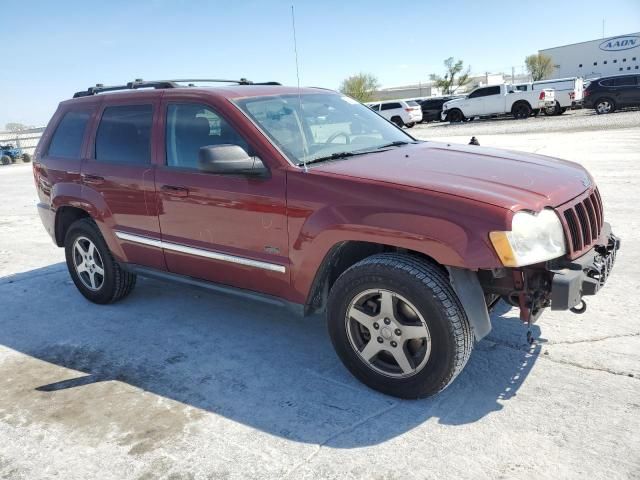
[{"left": 479, "top": 224, "right": 620, "bottom": 342}]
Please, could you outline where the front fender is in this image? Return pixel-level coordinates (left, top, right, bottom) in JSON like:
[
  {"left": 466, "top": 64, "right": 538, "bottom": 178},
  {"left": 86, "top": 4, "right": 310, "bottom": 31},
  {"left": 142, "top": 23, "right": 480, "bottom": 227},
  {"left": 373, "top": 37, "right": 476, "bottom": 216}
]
[{"left": 286, "top": 179, "right": 508, "bottom": 304}]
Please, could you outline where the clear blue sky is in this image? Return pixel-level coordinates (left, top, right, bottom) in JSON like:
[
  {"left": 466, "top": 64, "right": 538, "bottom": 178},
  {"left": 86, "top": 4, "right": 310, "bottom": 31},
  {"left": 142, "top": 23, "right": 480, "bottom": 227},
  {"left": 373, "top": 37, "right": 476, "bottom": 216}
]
[{"left": 2, "top": 0, "right": 639, "bottom": 127}]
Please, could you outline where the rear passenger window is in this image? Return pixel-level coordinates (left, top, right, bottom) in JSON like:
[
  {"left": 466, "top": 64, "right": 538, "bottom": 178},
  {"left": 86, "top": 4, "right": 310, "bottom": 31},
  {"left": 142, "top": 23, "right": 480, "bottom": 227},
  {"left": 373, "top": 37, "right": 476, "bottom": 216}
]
[
  {"left": 165, "top": 104, "right": 249, "bottom": 170},
  {"left": 380, "top": 103, "right": 401, "bottom": 111},
  {"left": 48, "top": 110, "right": 91, "bottom": 158},
  {"left": 95, "top": 105, "right": 153, "bottom": 164},
  {"left": 613, "top": 76, "right": 637, "bottom": 86}
]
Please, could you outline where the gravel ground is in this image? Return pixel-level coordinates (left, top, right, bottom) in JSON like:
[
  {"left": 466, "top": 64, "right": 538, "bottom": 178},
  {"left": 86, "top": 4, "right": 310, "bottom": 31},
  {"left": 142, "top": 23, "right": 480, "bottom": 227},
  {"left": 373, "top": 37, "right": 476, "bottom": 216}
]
[
  {"left": 412, "top": 108, "right": 640, "bottom": 138},
  {"left": 0, "top": 115, "right": 639, "bottom": 479}
]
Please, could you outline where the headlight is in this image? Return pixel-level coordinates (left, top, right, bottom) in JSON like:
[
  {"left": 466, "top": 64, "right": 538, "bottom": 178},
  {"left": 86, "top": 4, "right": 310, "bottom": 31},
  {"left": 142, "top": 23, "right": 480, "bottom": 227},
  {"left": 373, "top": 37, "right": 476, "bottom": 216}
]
[{"left": 489, "top": 209, "right": 566, "bottom": 267}]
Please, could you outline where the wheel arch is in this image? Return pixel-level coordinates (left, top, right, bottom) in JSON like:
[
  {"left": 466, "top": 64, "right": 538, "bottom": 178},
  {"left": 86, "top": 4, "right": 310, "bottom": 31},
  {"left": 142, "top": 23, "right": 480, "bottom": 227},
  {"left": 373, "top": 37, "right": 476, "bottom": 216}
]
[
  {"left": 304, "top": 240, "right": 448, "bottom": 315},
  {"left": 54, "top": 205, "right": 91, "bottom": 247},
  {"left": 511, "top": 100, "right": 532, "bottom": 113}
]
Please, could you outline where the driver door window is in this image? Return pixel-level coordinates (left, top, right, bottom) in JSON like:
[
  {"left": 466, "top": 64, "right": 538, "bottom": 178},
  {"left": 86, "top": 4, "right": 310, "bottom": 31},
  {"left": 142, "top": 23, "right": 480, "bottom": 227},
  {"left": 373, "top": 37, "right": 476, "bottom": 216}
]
[{"left": 166, "top": 103, "right": 249, "bottom": 170}]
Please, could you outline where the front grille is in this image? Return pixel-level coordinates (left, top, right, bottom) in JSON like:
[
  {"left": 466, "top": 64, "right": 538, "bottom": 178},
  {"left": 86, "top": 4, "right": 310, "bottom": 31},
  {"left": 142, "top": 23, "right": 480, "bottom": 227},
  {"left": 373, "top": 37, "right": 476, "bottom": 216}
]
[{"left": 559, "top": 187, "right": 604, "bottom": 256}]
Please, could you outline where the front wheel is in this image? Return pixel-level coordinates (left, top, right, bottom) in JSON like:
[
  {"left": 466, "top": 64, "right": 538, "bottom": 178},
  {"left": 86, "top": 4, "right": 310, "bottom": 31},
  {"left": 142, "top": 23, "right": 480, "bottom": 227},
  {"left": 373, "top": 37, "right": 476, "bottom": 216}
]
[
  {"left": 64, "top": 218, "right": 137, "bottom": 304},
  {"left": 0, "top": 155, "right": 10, "bottom": 166},
  {"left": 327, "top": 254, "right": 474, "bottom": 399},
  {"left": 446, "top": 109, "right": 464, "bottom": 123}
]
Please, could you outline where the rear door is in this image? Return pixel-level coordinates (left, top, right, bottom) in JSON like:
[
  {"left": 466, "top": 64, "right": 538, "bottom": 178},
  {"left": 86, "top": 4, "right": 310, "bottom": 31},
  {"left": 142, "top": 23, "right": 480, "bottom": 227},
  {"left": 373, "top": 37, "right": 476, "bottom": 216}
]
[
  {"left": 613, "top": 75, "right": 640, "bottom": 106},
  {"left": 82, "top": 98, "right": 165, "bottom": 270},
  {"left": 379, "top": 102, "right": 401, "bottom": 121}
]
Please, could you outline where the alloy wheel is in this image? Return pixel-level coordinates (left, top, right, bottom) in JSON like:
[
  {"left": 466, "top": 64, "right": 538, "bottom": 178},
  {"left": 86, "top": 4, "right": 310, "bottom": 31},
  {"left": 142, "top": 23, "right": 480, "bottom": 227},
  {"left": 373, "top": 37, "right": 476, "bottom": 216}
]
[
  {"left": 596, "top": 100, "right": 612, "bottom": 114},
  {"left": 345, "top": 289, "right": 431, "bottom": 378},
  {"left": 72, "top": 236, "right": 105, "bottom": 291}
]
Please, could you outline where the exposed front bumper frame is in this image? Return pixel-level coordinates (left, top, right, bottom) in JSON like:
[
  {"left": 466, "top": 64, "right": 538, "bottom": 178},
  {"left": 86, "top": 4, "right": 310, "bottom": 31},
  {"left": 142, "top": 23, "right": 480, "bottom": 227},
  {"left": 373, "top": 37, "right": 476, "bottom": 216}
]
[{"left": 550, "top": 223, "right": 620, "bottom": 310}]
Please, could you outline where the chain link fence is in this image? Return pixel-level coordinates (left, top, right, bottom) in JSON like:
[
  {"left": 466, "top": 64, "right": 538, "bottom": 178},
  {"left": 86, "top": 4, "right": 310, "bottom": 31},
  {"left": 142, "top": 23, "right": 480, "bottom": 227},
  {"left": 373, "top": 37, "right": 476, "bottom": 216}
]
[{"left": 0, "top": 127, "right": 45, "bottom": 156}]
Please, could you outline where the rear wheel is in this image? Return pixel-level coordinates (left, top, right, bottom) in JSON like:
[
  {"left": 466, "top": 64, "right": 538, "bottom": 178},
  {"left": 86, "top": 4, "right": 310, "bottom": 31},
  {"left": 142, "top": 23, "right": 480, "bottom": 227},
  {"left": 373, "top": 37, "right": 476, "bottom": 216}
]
[
  {"left": 543, "top": 101, "right": 561, "bottom": 116},
  {"left": 327, "top": 253, "right": 474, "bottom": 399},
  {"left": 513, "top": 102, "right": 532, "bottom": 119},
  {"left": 391, "top": 116, "right": 404, "bottom": 128},
  {"left": 22, "top": 153, "right": 31, "bottom": 163},
  {"left": 405, "top": 122, "right": 415, "bottom": 128},
  {"left": 64, "top": 218, "right": 136, "bottom": 304},
  {"left": 595, "top": 98, "right": 615, "bottom": 114}
]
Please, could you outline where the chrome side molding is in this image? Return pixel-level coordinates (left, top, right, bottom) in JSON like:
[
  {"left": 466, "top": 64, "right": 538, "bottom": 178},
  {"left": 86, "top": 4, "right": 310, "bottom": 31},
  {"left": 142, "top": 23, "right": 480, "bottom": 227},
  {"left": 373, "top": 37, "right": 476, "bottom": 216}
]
[{"left": 115, "top": 231, "right": 286, "bottom": 273}]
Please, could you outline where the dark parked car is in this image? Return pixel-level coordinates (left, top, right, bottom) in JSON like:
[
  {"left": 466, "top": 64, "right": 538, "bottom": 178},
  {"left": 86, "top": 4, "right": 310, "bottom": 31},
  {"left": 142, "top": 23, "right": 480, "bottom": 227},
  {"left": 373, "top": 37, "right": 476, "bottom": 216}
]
[
  {"left": 583, "top": 74, "right": 640, "bottom": 114},
  {"left": 416, "top": 96, "right": 460, "bottom": 122},
  {"left": 34, "top": 78, "right": 619, "bottom": 399}
]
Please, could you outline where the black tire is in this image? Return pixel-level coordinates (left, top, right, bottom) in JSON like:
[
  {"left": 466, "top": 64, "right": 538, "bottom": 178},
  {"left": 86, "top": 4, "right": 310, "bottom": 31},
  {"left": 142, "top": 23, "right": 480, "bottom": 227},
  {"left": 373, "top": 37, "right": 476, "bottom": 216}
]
[
  {"left": 64, "top": 218, "right": 136, "bottom": 304},
  {"left": 405, "top": 122, "right": 415, "bottom": 128},
  {"left": 532, "top": 109, "right": 540, "bottom": 117},
  {"left": 22, "top": 153, "right": 32, "bottom": 163},
  {"left": 0, "top": 155, "right": 10, "bottom": 165},
  {"left": 391, "top": 116, "right": 404, "bottom": 128},
  {"left": 543, "top": 101, "right": 561, "bottom": 116},
  {"left": 327, "top": 253, "right": 474, "bottom": 399},
  {"left": 446, "top": 109, "right": 464, "bottom": 123},
  {"left": 560, "top": 107, "right": 567, "bottom": 114},
  {"left": 512, "top": 102, "right": 531, "bottom": 119},
  {"left": 595, "top": 98, "right": 615, "bottom": 114}
]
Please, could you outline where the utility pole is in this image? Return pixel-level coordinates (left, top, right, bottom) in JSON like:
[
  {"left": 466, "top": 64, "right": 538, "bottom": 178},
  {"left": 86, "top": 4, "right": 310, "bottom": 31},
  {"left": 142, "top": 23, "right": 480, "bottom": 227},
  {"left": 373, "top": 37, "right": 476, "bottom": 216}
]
[
  {"left": 512, "top": 66, "right": 515, "bottom": 84},
  {"left": 602, "top": 18, "right": 605, "bottom": 39}
]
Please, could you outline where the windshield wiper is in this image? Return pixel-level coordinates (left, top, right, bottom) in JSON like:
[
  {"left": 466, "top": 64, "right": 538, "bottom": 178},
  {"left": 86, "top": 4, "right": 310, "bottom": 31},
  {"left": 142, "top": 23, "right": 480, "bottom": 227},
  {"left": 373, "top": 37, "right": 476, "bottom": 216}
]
[
  {"left": 373, "top": 140, "right": 413, "bottom": 149},
  {"left": 298, "top": 141, "right": 416, "bottom": 167},
  {"left": 299, "top": 150, "right": 370, "bottom": 167}
]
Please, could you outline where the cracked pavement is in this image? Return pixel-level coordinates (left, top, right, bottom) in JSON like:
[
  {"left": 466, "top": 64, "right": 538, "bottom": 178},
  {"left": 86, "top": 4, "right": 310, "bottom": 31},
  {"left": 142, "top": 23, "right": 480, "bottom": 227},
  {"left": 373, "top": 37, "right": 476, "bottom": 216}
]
[{"left": 1, "top": 112, "right": 639, "bottom": 479}]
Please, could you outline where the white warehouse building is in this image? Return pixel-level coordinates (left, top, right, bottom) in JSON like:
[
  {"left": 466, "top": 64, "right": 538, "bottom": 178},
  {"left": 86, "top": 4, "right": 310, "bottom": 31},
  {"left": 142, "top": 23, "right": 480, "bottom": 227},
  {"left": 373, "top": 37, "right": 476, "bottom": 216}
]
[{"left": 540, "top": 33, "right": 640, "bottom": 80}]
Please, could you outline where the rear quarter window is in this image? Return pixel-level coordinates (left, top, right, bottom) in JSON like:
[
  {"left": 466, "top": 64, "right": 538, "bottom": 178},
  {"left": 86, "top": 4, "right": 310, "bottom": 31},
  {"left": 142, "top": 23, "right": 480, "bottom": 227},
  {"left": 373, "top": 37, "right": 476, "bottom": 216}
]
[
  {"left": 95, "top": 105, "right": 153, "bottom": 164},
  {"left": 47, "top": 110, "right": 91, "bottom": 158}
]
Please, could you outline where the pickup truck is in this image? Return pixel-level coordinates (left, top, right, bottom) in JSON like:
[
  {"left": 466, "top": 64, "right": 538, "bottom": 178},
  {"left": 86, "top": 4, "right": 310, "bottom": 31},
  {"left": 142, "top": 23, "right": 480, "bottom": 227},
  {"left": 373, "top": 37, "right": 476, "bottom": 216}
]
[
  {"left": 514, "top": 77, "right": 584, "bottom": 116},
  {"left": 441, "top": 84, "right": 555, "bottom": 122},
  {"left": 34, "top": 79, "right": 619, "bottom": 399}
]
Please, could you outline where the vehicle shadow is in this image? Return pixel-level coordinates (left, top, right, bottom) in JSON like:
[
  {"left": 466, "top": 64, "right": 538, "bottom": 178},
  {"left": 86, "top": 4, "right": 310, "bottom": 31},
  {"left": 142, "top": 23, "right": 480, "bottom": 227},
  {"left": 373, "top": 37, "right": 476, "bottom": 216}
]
[{"left": 0, "top": 263, "right": 542, "bottom": 448}]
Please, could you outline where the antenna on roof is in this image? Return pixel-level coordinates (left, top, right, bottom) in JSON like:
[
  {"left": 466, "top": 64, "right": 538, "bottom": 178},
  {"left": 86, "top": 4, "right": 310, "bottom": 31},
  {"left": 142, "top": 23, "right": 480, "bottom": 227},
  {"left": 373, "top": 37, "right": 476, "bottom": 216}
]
[{"left": 291, "top": 4, "right": 308, "bottom": 172}]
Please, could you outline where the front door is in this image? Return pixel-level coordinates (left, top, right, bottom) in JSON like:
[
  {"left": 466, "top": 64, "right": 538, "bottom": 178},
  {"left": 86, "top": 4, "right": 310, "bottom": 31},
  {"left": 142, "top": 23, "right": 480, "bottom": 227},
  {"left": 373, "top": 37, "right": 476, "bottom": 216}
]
[
  {"left": 82, "top": 99, "right": 165, "bottom": 270},
  {"left": 154, "top": 101, "right": 289, "bottom": 298}
]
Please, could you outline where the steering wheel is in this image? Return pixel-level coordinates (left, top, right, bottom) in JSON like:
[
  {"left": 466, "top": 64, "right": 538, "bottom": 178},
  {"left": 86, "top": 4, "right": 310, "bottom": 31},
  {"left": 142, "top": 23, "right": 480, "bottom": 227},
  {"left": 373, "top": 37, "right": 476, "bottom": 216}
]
[{"left": 326, "top": 131, "right": 351, "bottom": 145}]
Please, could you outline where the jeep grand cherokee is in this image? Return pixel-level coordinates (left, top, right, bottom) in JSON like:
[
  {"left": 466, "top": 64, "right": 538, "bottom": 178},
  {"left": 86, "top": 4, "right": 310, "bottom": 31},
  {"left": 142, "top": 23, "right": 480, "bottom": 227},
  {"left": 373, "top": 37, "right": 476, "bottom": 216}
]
[{"left": 33, "top": 79, "right": 620, "bottom": 399}]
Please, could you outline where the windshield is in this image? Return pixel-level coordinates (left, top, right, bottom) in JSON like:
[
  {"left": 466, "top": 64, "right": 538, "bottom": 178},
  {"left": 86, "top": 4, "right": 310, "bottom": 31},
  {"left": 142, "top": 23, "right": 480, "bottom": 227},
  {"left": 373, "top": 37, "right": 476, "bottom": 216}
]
[{"left": 235, "top": 93, "right": 413, "bottom": 165}]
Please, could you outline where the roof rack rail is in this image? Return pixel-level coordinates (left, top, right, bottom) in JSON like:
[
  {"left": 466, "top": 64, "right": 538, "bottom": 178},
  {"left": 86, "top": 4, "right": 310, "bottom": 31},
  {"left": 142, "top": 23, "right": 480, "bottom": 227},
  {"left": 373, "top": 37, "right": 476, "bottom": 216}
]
[{"left": 73, "top": 78, "right": 281, "bottom": 98}]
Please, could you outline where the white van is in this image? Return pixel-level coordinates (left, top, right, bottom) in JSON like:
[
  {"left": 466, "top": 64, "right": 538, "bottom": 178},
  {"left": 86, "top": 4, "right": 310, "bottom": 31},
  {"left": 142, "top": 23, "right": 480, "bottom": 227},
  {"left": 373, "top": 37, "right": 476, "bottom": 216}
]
[
  {"left": 515, "top": 77, "right": 584, "bottom": 115},
  {"left": 366, "top": 100, "right": 423, "bottom": 128}
]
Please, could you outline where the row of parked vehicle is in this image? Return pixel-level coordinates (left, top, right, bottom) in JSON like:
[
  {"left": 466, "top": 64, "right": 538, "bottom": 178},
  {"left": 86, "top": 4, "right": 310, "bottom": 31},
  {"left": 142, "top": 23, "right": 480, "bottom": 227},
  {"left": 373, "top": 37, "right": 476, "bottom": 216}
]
[{"left": 367, "top": 73, "right": 640, "bottom": 126}]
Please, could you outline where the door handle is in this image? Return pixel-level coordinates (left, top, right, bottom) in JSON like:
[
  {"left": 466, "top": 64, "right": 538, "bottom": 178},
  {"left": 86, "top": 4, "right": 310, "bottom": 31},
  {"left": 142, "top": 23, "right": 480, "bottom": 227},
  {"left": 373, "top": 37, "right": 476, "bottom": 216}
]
[
  {"left": 161, "top": 185, "right": 189, "bottom": 197},
  {"left": 82, "top": 173, "right": 105, "bottom": 185}
]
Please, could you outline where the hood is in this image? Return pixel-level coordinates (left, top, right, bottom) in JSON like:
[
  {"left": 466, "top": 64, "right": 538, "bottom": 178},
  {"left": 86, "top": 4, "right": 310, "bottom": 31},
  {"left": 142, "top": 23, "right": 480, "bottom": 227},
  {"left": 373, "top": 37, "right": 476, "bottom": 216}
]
[{"left": 311, "top": 141, "right": 591, "bottom": 211}]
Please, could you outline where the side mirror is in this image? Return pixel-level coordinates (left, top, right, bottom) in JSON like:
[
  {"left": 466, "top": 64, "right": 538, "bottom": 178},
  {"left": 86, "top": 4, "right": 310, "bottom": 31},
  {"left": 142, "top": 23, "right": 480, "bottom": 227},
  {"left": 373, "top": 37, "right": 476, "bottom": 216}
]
[{"left": 198, "top": 144, "right": 268, "bottom": 177}]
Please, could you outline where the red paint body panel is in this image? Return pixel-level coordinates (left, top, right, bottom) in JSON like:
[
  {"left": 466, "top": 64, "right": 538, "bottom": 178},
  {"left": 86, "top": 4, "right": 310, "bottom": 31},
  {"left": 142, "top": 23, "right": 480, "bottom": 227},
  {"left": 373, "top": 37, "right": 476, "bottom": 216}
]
[{"left": 34, "top": 85, "right": 598, "bottom": 307}]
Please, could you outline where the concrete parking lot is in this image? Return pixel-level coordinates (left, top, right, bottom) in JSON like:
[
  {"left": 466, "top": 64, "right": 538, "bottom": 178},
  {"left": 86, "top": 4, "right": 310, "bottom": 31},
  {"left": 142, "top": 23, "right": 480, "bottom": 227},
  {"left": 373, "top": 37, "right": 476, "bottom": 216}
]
[{"left": 1, "top": 111, "right": 639, "bottom": 479}]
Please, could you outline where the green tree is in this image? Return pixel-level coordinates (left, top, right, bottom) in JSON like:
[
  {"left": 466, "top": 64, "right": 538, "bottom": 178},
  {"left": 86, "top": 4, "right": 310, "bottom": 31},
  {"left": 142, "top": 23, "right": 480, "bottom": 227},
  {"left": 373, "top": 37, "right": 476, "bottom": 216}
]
[
  {"left": 429, "top": 57, "right": 471, "bottom": 95},
  {"left": 339, "top": 73, "right": 380, "bottom": 102},
  {"left": 525, "top": 53, "right": 554, "bottom": 81}
]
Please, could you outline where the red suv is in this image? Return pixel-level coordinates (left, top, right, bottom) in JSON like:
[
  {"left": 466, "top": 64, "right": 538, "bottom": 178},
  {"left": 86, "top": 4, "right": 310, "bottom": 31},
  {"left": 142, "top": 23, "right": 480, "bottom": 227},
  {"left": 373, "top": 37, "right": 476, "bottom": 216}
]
[{"left": 33, "top": 79, "right": 620, "bottom": 398}]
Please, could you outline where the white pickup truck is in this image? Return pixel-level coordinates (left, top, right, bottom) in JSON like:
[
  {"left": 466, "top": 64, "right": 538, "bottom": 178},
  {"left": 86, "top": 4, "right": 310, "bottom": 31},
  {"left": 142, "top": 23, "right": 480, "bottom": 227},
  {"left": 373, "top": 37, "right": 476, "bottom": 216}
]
[
  {"left": 441, "top": 84, "right": 555, "bottom": 122},
  {"left": 513, "top": 77, "right": 584, "bottom": 116}
]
